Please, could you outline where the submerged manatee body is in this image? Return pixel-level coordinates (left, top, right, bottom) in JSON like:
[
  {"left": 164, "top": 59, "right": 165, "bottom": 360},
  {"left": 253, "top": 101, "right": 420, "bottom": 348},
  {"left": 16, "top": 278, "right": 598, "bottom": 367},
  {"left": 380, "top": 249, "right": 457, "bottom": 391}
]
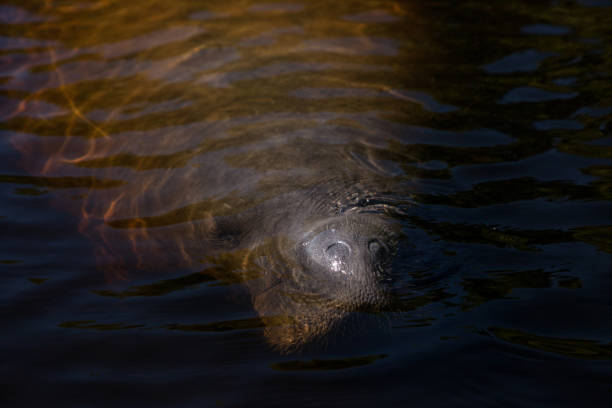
[{"left": 15, "top": 112, "right": 406, "bottom": 351}]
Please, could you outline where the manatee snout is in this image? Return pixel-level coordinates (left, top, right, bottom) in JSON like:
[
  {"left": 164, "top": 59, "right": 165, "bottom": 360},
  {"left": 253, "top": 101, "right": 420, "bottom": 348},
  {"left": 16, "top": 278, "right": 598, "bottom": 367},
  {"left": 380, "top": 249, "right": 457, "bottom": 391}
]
[
  {"left": 295, "top": 215, "right": 395, "bottom": 307},
  {"left": 252, "top": 213, "right": 397, "bottom": 351},
  {"left": 306, "top": 229, "right": 388, "bottom": 280}
]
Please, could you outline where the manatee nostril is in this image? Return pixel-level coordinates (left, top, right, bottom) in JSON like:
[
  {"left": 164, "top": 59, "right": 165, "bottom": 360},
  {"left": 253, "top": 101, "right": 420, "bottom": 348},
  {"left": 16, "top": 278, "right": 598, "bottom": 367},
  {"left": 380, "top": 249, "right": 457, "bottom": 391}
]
[
  {"left": 325, "top": 241, "right": 350, "bottom": 262},
  {"left": 368, "top": 239, "right": 381, "bottom": 254}
]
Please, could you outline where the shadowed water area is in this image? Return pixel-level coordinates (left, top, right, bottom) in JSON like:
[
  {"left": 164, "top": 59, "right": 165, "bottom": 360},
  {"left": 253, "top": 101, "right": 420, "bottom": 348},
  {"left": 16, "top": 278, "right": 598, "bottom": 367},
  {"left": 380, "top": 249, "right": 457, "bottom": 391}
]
[{"left": 1, "top": 0, "right": 612, "bottom": 406}]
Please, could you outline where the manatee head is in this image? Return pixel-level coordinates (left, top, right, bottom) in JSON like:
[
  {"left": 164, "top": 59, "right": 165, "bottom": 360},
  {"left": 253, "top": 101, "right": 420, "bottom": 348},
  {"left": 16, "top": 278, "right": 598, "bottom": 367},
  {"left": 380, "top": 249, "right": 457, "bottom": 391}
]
[
  {"left": 296, "top": 214, "right": 395, "bottom": 307},
  {"left": 249, "top": 212, "right": 398, "bottom": 352}
]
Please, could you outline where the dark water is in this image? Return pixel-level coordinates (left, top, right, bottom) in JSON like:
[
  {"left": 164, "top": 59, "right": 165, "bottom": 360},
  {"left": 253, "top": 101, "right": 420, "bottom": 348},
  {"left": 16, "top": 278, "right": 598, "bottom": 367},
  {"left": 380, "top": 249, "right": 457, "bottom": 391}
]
[{"left": 2, "top": 0, "right": 612, "bottom": 406}]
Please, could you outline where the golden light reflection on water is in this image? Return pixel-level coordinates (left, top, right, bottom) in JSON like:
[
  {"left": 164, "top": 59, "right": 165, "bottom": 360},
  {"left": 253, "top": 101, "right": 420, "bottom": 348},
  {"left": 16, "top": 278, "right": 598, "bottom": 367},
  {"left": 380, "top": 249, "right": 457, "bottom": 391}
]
[{"left": 4, "top": 0, "right": 426, "bottom": 350}]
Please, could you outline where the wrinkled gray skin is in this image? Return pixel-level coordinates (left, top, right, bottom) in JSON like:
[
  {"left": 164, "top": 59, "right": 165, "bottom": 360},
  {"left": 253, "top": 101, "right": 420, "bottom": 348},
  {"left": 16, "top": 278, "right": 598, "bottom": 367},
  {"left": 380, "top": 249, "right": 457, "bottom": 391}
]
[{"left": 228, "top": 191, "right": 399, "bottom": 352}]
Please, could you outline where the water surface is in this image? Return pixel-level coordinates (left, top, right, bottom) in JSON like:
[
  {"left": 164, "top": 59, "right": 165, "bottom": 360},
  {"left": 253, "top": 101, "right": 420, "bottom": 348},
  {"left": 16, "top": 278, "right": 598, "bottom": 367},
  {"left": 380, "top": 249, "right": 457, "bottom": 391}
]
[{"left": 1, "top": 1, "right": 612, "bottom": 406}]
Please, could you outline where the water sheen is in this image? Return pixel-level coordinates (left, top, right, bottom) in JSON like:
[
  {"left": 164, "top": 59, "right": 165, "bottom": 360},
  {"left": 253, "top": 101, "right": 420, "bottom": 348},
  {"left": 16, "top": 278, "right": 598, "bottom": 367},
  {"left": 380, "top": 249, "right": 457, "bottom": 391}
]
[{"left": 1, "top": 1, "right": 612, "bottom": 406}]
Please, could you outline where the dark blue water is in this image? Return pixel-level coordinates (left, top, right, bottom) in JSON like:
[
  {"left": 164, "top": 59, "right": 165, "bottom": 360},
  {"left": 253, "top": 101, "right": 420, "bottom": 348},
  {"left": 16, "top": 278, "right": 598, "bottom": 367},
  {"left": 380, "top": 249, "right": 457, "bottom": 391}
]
[{"left": 1, "top": 1, "right": 612, "bottom": 406}]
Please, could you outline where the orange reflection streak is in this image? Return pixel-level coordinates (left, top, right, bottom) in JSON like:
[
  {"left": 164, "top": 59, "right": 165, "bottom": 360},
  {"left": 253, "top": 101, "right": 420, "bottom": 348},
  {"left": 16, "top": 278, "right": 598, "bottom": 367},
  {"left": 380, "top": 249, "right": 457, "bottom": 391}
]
[
  {"left": 102, "top": 192, "right": 126, "bottom": 224},
  {"left": 42, "top": 46, "right": 109, "bottom": 169}
]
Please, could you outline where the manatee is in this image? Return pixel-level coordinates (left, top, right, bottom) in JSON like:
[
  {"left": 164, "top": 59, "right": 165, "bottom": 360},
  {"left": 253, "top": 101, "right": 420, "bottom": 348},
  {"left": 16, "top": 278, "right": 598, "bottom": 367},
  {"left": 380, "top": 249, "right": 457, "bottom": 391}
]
[{"left": 12, "top": 115, "right": 407, "bottom": 351}]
